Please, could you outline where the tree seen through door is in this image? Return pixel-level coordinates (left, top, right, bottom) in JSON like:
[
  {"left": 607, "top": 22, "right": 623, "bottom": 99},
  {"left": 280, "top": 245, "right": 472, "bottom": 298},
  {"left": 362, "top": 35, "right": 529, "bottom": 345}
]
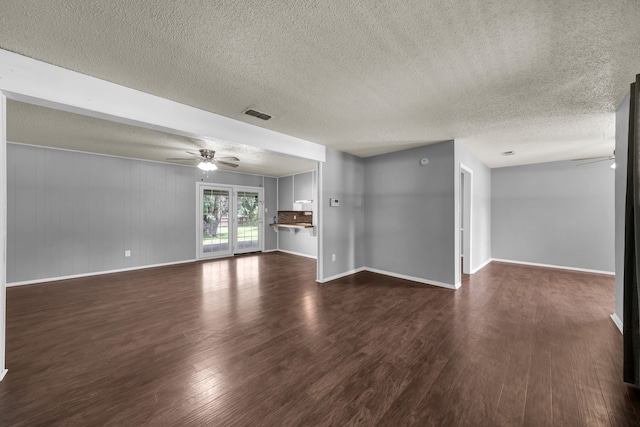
[
  {"left": 202, "top": 189, "right": 230, "bottom": 252},
  {"left": 236, "top": 191, "right": 260, "bottom": 249},
  {"left": 202, "top": 189, "right": 260, "bottom": 252}
]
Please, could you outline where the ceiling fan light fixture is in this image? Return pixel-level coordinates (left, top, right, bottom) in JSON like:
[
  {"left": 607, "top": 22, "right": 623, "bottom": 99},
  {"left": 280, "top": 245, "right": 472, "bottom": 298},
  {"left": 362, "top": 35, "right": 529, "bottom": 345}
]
[{"left": 198, "top": 161, "right": 217, "bottom": 171}]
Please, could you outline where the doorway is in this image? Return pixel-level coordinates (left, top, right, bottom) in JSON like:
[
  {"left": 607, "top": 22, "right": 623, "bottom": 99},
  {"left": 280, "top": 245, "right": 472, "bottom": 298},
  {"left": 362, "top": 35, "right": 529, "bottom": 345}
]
[
  {"left": 460, "top": 164, "right": 472, "bottom": 275},
  {"left": 197, "top": 183, "right": 264, "bottom": 259}
]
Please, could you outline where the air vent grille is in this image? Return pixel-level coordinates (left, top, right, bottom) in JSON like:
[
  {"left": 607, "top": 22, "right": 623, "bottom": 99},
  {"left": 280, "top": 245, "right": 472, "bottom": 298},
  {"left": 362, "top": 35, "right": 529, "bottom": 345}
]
[{"left": 244, "top": 109, "right": 272, "bottom": 121}]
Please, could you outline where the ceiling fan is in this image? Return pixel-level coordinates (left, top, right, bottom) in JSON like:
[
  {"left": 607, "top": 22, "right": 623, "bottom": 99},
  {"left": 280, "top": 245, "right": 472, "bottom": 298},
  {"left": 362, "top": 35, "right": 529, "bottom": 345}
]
[
  {"left": 572, "top": 150, "right": 615, "bottom": 167},
  {"left": 167, "top": 149, "right": 240, "bottom": 171}
]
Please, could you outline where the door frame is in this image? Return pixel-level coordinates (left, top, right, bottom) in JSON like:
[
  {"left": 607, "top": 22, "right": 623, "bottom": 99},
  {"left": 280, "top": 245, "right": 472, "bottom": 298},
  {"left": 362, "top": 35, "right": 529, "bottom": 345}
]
[
  {"left": 196, "top": 183, "right": 264, "bottom": 260},
  {"left": 196, "top": 183, "right": 234, "bottom": 260},
  {"left": 233, "top": 185, "right": 264, "bottom": 255},
  {"left": 459, "top": 163, "right": 473, "bottom": 275}
]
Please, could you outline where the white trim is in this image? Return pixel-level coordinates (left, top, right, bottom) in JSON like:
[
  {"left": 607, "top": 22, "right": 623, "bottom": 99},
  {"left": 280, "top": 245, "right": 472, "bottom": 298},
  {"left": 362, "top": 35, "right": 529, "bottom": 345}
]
[
  {"left": 277, "top": 168, "right": 319, "bottom": 179},
  {"left": 611, "top": 313, "right": 623, "bottom": 334},
  {"left": 317, "top": 265, "right": 459, "bottom": 289},
  {"left": 6, "top": 259, "right": 196, "bottom": 287},
  {"left": 317, "top": 267, "right": 366, "bottom": 283},
  {"left": 471, "top": 258, "right": 492, "bottom": 274},
  {"left": 275, "top": 249, "right": 317, "bottom": 260},
  {"left": 317, "top": 163, "right": 324, "bottom": 282},
  {"left": 233, "top": 185, "right": 265, "bottom": 255},
  {"left": 0, "top": 92, "right": 6, "bottom": 381},
  {"left": 263, "top": 249, "right": 278, "bottom": 253},
  {"left": 364, "top": 267, "right": 459, "bottom": 290},
  {"left": 292, "top": 175, "right": 295, "bottom": 208},
  {"left": 491, "top": 258, "right": 615, "bottom": 275},
  {"left": 0, "top": 368, "right": 7, "bottom": 382},
  {"left": 0, "top": 49, "right": 326, "bottom": 163},
  {"left": 196, "top": 183, "right": 235, "bottom": 260},
  {"left": 276, "top": 176, "right": 279, "bottom": 251},
  {"left": 459, "top": 163, "right": 473, "bottom": 276}
]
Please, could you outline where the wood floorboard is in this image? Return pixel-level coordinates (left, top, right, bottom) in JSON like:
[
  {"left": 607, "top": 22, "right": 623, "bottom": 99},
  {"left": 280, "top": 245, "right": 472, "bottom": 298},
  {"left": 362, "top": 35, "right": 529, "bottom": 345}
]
[{"left": 1, "top": 253, "right": 639, "bottom": 426}]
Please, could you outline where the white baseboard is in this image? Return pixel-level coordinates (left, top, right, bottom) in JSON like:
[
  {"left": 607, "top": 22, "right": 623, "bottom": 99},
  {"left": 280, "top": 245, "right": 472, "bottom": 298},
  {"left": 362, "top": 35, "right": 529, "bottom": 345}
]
[
  {"left": 317, "top": 265, "right": 458, "bottom": 290},
  {"left": 317, "top": 267, "right": 366, "bottom": 283},
  {"left": 0, "top": 369, "right": 7, "bottom": 382},
  {"left": 262, "top": 249, "right": 278, "bottom": 253},
  {"left": 471, "top": 258, "right": 492, "bottom": 274},
  {"left": 491, "top": 258, "right": 614, "bottom": 276},
  {"left": 611, "top": 313, "right": 623, "bottom": 334},
  {"left": 275, "top": 249, "right": 317, "bottom": 260},
  {"left": 7, "top": 259, "right": 197, "bottom": 287},
  {"left": 364, "top": 267, "right": 459, "bottom": 290}
]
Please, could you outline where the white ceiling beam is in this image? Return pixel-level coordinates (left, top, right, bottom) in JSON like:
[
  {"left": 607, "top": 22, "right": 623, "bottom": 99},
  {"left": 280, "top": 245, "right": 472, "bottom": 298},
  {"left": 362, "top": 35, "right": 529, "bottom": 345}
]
[{"left": 0, "top": 49, "right": 325, "bottom": 163}]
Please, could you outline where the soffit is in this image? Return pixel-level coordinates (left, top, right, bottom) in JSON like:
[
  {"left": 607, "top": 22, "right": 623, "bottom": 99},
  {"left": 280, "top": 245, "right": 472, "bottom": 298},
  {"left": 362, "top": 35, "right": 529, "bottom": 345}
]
[
  {"left": 1, "top": 1, "right": 638, "bottom": 167},
  {"left": 7, "top": 101, "right": 317, "bottom": 177}
]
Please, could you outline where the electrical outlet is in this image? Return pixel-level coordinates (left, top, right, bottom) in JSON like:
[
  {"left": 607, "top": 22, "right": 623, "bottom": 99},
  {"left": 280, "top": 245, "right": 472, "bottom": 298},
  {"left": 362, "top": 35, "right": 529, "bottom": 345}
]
[
  {"left": 332, "top": 253, "right": 336, "bottom": 262},
  {"left": 125, "top": 250, "right": 131, "bottom": 257},
  {"left": 293, "top": 215, "right": 297, "bottom": 220}
]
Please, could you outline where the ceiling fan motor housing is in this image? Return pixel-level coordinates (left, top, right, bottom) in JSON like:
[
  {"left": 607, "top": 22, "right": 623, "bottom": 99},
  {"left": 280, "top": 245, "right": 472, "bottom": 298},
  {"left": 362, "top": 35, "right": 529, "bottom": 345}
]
[{"left": 200, "top": 149, "right": 216, "bottom": 159}]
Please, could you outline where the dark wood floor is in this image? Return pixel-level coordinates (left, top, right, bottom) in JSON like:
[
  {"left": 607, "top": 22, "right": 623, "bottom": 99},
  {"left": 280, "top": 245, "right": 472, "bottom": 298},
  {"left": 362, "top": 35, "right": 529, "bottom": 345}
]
[{"left": 0, "top": 253, "right": 638, "bottom": 426}]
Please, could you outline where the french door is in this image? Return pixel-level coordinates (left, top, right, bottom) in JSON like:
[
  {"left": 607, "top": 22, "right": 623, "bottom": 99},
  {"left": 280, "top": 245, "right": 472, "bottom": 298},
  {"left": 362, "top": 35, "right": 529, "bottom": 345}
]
[
  {"left": 197, "top": 184, "right": 263, "bottom": 259},
  {"left": 199, "top": 185, "right": 232, "bottom": 258},
  {"left": 234, "top": 189, "right": 263, "bottom": 254}
]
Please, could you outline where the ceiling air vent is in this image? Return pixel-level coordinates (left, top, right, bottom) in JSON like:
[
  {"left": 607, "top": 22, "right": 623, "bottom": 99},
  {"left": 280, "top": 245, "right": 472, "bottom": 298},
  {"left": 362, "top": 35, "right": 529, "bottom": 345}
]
[{"left": 244, "top": 108, "right": 272, "bottom": 121}]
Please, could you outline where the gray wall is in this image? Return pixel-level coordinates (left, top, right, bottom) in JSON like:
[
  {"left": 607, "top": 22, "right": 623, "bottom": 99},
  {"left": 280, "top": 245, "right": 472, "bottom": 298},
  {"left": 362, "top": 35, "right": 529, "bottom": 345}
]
[
  {"left": 364, "top": 141, "right": 456, "bottom": 286},
  {"left": 320, "top": 148, "right": 365, "bottom": 280},
  {"left": 454, "top": 143, "right": 492, "bottom": 281},
  {"left": 492, "top": 159, "right": 615, "bottom": 272},
  {"left": 198, "top": 169, "right": 265, "bottom": 187},
  {"left": 277, "top": 175, "right": 293, "bottom": 210},
  {"left": 7, "top": 143, "right": 278, "bottom": 283},
  {"left": 8, "top": 143, "right": 194, "bottom": 283},
  {"left": 615, "top": 92, "right": 630, "bottom": 322},
  {"left": 277, "top": 170, "right": 317, "bottom": 257}
]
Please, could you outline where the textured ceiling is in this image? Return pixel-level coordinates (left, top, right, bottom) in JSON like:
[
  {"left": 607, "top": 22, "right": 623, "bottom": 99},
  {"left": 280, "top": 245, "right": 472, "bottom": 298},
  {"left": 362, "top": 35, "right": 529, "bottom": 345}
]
[
  {"left": 6, "top": 101, "right": 317, "bottom": 177},
  {"left": 1, "top": 0, "right": 639, "bottom": 168}
]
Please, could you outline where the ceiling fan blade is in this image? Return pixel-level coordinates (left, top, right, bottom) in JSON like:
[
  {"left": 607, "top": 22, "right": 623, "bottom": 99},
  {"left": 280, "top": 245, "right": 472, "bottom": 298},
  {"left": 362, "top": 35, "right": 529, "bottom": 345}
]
[
  {"left": 572, "top": 152, "right": 615, "bottom": 161},
  {"left": 185, "top": 151, "right": 202, "bottom": 157},
  {"left": 215, "top": 156, "right": 240, "bottom": 161},
  {"left": 576, "top": 158, "right": 611, "bottom": 166},
  {"left": 572, "top": 156, "right": 608, "bottom": 161},
  {"left": 166, "top": 157, "right": 198, "bottom": 161},
  {"left": 214, "top": 160, "right": 239, "bottom": 168}
]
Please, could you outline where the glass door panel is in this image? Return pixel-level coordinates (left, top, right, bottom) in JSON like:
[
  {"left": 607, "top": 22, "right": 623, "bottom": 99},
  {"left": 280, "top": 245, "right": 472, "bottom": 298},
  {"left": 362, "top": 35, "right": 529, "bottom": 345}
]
[
  {"left": 200, "top": 186, "right": 232, "bottom": 258},
  {"left": 235, "top": 189, "right": 263, "bottom": 254}
]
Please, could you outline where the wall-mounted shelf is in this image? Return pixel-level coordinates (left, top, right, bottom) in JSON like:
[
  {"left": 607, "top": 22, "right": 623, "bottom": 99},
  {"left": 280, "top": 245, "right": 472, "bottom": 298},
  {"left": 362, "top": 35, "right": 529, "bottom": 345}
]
[{"left": 270, "top": 223, "right": 315, "bottom": 234}]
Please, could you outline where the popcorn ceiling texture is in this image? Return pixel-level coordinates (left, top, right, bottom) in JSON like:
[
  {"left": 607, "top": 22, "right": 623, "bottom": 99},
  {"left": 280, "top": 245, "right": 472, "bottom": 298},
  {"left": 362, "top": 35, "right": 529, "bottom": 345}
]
[{"left": 1, "top": 0, "right": 639, "bottom": 168}]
